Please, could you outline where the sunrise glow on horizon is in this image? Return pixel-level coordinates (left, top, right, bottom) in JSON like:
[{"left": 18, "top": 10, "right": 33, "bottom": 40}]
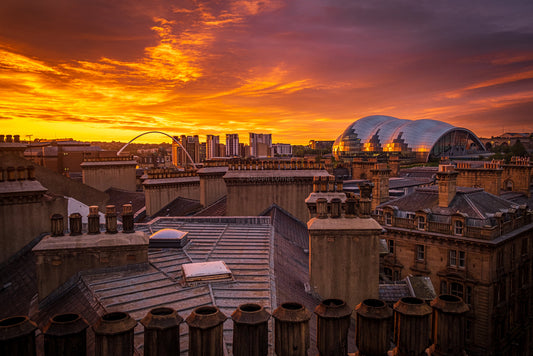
[{"left": 1, "top": 1, "right": 532, "bottom": 144}]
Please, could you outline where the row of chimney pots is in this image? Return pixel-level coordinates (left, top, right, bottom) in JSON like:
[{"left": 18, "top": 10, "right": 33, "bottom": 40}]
[{"left": 0, "top": 295, "right": 469, "bottom": 356}]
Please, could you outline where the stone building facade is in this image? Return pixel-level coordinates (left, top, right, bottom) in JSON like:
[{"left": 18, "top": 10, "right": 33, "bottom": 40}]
[
  {"left": 142, "top": 169, "right": 200, "bottom": 216},
  {"left": 375, "top": 164, "right": 533, "bottom": 355},
  {"left": 224, "top": 160, "right": 330, "bottom": 223},
  {"left": 81, "top": 157, "right": 137, "bottom": 192}
]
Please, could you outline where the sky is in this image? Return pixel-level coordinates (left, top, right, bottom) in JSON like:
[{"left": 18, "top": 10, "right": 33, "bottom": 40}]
[{"left": 1, "top": 0, "right": 532, "bottom": 144}]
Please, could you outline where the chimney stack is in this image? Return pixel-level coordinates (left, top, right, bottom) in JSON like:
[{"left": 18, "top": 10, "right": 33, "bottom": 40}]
[
  {"left": 69, "top": 213, "right": 82, "bottom": 236},
  {"left": 43, "top": 313, "right": 89, "bottom": 356},
  {"left": 231, "top": 303, "right": 270, "bottom": 356},
  {"left": 354, "top": 298, "right": 392, "bottom": 356},
  {"left": 141, "top": 307, "right": 182, "bottom": 356},
  {"left": 273, "top": 302, "right": 311, "bottom": 356},
  {"left": 358, "top": 182, "right": 373, "bottom": 217},
  {"left": 87, "top": 206, "right": 100, "bottom": 234},
  {"left": 186, "top": 306, "right": 227, "bottom": 356},
  {"left": 93, "top": 312, "right": 137, "bottom": 356},
  {"left": 371, "top": 163, "right": 390, "bottom": 210},
  {"left": 437, "top": 165, "right": 458, "bottom": 208},
  {"left": 50, "top": 214, "right": 64, "bottom": 237},
  {"left": 314, "top": 299, "right": 352, "bottom": 356}
]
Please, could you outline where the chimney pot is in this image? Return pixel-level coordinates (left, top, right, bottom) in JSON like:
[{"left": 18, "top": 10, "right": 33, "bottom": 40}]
[
  {"left": 231, "top": 303, "right": 270, "bottom": 356},
  {"left": 5, "top": 134, "right": 12, "bottom": 143},
  {"left": 88, "top": 206, "right": 100, "bottom": 234},
  {"left": 186, "top": 306, "right": 227, "bottom": 356},
  {"left": 0, "top": 167, "right": 4, "bottom": 182},
  {"left": 429, "top": 294, "right": 469, "bottom": 356},
  {"left": 43, "top": 313, "right": 88, "bottom": 356},
  {"left": 105, "top": 205, "right": 117, "bottom": 234},
  {"left": 69, "top": 213, "right": 82, "bottom": 236},
  {"left": 26, "top": 166, "right": 35, "bottom": 180},
  {"left": 314, "top": 299, "right": 352, "bottom": 356},
  {"left": 330, "top": 198, "right": 341, "bottom": 218},
  {"left": 344, "top": 197, "right": 358, "bottom": 218},
  {"left": 93, "top": 312, "right": 137, "bottom": 356},
  {"left": 0, "top": 315, "right": 38, "bottom": 355},
  {"left": 17, "top": 166, "right": 26, "bottom": 180},
  {"left": 121, "top": 204, "right": 134, "bottom": 233},
  {"left": 0, "top": 135, "right": 4, "bottom": 143},
  {"left": 6, "top": 166, "right": 16, "bottom": 181},
  {"left": 273, "top": 302, "right": 311, "bottom": 356},
  {"left": 13, "top": 135, "right": 20, "bottom": 143},
  {"left": 392, "top": 297, "right": 432, "bottom": 356},
  {"left": 141, "top": 308, "right": 182, "bottom": 356},
  {"left": 50, "top": 214, "right": 64, "bottom": 237},
  {"left": 316, "top": 198, "right": 328, "bottom": 219},
  {"left": 354, "top": 298, "right": 392, "bottom": 355}
]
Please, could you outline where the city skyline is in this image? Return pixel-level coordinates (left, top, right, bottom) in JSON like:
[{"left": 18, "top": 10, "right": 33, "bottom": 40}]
[{"left": 1, "top": 1, "right": 533, "bottom": 144}]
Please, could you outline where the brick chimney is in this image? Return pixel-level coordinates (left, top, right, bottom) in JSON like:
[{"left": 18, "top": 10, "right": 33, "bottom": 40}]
[
  {"left": 371, "top": 163, "right": 390, "bottom": 210},
  {"left": 307, "top": 185, "right": 382, "bottom": 309},
  {"left": 437, "top": 165, "right": 458, "bottom": 208}
]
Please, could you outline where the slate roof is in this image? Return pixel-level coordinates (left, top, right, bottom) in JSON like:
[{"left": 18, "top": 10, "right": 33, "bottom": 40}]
[
  {"left": 381, "top": 186, "right": 519, "bottom": 220},
  {"left": 84, "top": 217, "right": 273, "bottom": 355},
  {"left": 149, "top": 197, "right": 203, "bottom": 218},
  {"left": 194, "top": 196, "right": 227, "bottom": 216},
  {"left": 105, "top": 187, "right": 145, "bottom": 215}
]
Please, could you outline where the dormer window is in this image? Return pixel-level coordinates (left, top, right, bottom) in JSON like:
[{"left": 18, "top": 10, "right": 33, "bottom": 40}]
[
  {"left": 385, "top": 212, "right": 392, "bottom": 226},
  {"left": 417, "top": 216, "right": 426, "bottom": 230},
  {"left": 454, "top": 220, "right": 464, "bottom": 236}
]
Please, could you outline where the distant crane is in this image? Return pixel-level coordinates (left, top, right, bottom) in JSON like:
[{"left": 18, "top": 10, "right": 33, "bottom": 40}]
[{"left": 117, "top": 131, "right": 197, "bottom": 169}]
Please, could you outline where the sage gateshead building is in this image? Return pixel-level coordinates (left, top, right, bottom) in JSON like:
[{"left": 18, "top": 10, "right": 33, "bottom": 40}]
[{"left": 332, "top": 115, "right": 487, "bottom": 162}]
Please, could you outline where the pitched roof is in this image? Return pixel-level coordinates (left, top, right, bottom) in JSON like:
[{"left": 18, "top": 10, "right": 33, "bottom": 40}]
[
  {"left": 105, "top": 187, "right": 145, "bottom": 215},
  {"left": 381, "top": 186, "right": 518, "bottom": 219}
]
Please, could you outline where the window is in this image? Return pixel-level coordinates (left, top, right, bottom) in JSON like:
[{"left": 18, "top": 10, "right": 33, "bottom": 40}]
[
  {"left": 385, "top": 212, "right": 392, "bottom": 226},
  {"left": 417, "top": 216, "right": 426, "bottom": 230},
  {"left": 450, "top": 282, "right": 464, "bottom": 299},
  {"left": 388, "top": 240, "right": 395, "bottom": 254},
  {"left": 383, "top": 268, "right": 393, "bottom": 280},
  {"left": 454, "top": 220, "right": 464, "bottom": 235},
  {"left": 449, "top": 250, "right": 457, "bottom": 266},
  {"left": 459, "top": 251, "right": 465, "bottom": 268},
  {"left": 449, "top": 250, "right": 465, "bottom": 268},
  {"left": 416, "top": 245, "right": 425, "bottom": 261}
]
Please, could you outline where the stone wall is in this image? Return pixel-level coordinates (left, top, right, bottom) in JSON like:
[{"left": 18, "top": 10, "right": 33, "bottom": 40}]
[{"left": 81, "top": 158, "right": 137, "bottom": 192}]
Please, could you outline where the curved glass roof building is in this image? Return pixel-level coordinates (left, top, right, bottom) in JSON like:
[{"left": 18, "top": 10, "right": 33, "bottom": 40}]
[{"left": 332, "top": 115, "right": 486, "bottom": 162}]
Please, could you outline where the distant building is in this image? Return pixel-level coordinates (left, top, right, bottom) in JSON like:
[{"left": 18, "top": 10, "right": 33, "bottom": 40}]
[
  {"left": 24, "top": 139, "right": 110, "bottom": 176},
  {"left": 172, "top": 135, "right": 200, "bottom": 167},
  {"left": 333, "top": 115, "right": 487, "bottom": 162},
  {"left": 206, "top": 135, "right": 220, "bottom": 160},
  {"left": 273, "top": 143, "right": 292, "bottom": 156},
  {"left": 375, "top": 164, "right": 533, "bottom": 355},
  {"left": 249, "top": 133, "right": 272, "bottom": 158},
  {"left": 226, "top": 134, "right": 239, "bottom": 157},
  {"left": 309, "top": 140, "right": 334, "bottom": 150}
]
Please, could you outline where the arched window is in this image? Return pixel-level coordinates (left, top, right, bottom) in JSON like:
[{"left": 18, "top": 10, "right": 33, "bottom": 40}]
[{"left": 504, "top": 179, "right": 514, "bottom": 191}]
